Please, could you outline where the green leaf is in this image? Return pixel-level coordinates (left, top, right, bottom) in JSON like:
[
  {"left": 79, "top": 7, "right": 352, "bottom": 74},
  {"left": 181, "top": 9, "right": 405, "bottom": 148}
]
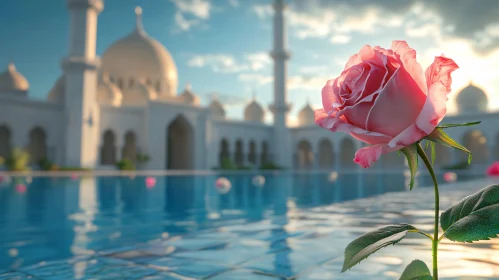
[
  {"left": 441, "top": 185, "right": 499, "bottom": 242},
  {"left": 430, "top": 141, "right": 435, "bottom": 166},
  {"left": 400, "top": 260, "right": 433, "bottom": 280},
  {"left": 437, "top": 121, "right": 481, "bottom": 128},
  {"left": 400, "top": 143, "right": 418, "bottom": 190},
  {"left": 424, "top": 128, "right": 472, "bottom": 164},
  {"left": 342, "top": 224, "right": 416, "bottom": 272}
]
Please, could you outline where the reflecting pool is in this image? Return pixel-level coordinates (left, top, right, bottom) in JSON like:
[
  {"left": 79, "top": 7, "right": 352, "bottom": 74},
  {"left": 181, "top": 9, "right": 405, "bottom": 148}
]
[{"left": 0, "top": 171, "right": 493, "bottom": 279}]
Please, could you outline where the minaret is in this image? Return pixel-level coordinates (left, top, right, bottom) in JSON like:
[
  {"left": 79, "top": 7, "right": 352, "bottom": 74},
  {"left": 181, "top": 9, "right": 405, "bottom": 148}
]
[
  {"left": 270, "top": 0, "right": 292, "bottom": 168},
  {"left": 62, "top": 0, "right": 103, "bottom": 167}
]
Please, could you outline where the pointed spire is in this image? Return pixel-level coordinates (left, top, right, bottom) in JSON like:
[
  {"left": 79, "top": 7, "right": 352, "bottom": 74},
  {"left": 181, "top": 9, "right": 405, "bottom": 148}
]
[
  {"left": 252, "top": 88, "right": 257, "bottom": 101},
  {"left": 135, "top": 6, "right": 144, "bottom": 33},
  {"left": 211, "top": 92, "right": 218, "bottom": 101},
  {"left": 7, "top": 62, "right": 16, "bottom": 72},
  {"left": 185, "top": 82, "right": 192, "bottom": 91}
]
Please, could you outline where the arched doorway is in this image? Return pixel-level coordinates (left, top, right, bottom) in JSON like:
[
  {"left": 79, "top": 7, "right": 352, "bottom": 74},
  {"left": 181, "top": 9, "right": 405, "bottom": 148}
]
[
  {"left": 122, "top": 131, "right": 137, "bottom": 162},
  {"left": 260, "top": 141, "right": 268, "bottom": 165},
  {"left": 248, "top": 140, "right": 257, "bottom": 165},
  {"left": 340, "top": 138, "right": 356, "bottom": 168},
  {"left": 462, "top": 130, "right": 488, "bottom": 164},
  {"left": 167, "top": 115, "right": 193, "bottom": 169},
  {"left": 0, "top": 125, "right": 12, "bottom": 159},
  {"left": 297, "top": 140, "right": 313, "bottom": 169},
  {"left": 219, "top": 138, "right": 230, "bottom": 167},
  {"left": 100, "top": 130, "right": 116, "bottom": 165},
  {"left": 27, "top": 127, "right": 47, "bottom": 164},
  {"left": 318, "top": 139, "right": 334, "bottom": 168},
  {"left": 234, "top": 139, "right": 244, "bottom": 166}
]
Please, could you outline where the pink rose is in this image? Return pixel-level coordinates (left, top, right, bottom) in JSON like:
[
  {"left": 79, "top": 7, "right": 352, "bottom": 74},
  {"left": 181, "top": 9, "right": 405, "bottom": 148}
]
[
  {"left": 315, "top": 40, "right": 459, "bottom": 168},
  {"left": 486, "top": 162, "right": 499, "bottom": 177}
]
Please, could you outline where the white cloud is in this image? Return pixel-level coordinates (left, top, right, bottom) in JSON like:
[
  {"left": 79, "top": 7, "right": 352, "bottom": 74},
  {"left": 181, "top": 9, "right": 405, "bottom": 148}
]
[
  {"left": 228, "top": 0, "right": 239, "bottom": 8},
  {"left": 253, "top": 4, "right": 273, "bottom": 19},
  {"left": 188, "top": 52, "right": 271, "bottom": 73},
  {"left": 238, "top": 73, "right": 273, "bottom": 86},
  {"left": 288, "top": 76, "right": 328, "bottom": 90},
  {"left": 170, "top": 0, "right": 211, "bottom": 31},
  {"left": 330, "top": 34, "right": 351, "bottom": 44},
  {"left": 171, "top": 0, "right": 210, "bottom": 19}
]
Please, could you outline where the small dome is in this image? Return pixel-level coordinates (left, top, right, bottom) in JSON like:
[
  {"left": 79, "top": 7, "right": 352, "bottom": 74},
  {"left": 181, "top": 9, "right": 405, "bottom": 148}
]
[
  {"left": 179, "top": 84, "right": 200, "bottom": 105},
  {"left": 208, "top": 94, "right": 226, "bottom": 120},
  {"left": 297, "top": 102, "right": 314, "bottom": 126},
  {"left": 98, "top": 73, "right": 123, "bottom": 106},
  {"left": 0, "top": 63, "right": 29, "bottom": 93},
  {"left": 101, "top": 7, "right": 178, "bottom": 98},
  {"left": 244, "top": 97, "right": 265, "bottom": 123},
  {"left": 47, "top": 75, "right": 65, "bottom": 103},
  {"left": 456, "top": 82, "right": 488, "bottom": 113},
  {"left": 122, "top": 82, "right": 157, "bottom": 106}
]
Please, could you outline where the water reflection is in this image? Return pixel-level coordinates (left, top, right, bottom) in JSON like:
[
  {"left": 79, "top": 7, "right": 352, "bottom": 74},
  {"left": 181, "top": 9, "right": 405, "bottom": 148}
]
[{"left": 0, "top": 171, "right": 488, "bottom": 276}]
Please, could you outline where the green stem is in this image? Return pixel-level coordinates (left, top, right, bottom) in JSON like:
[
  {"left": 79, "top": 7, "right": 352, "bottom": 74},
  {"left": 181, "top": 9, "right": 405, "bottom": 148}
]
[{"left": 417, "top": 143, "right": 439, "bottom": 280}]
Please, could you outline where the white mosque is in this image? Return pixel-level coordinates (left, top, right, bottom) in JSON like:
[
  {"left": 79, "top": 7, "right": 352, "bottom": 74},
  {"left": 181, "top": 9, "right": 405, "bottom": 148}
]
[{"left": 0, "top": 0, "right": 498, "bottom": 171}]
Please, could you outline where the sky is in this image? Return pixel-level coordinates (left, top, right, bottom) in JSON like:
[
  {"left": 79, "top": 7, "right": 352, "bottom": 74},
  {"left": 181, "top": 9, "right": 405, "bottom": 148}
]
[{"left": 1, "top": 0, "right": 499, "bottom": 125}]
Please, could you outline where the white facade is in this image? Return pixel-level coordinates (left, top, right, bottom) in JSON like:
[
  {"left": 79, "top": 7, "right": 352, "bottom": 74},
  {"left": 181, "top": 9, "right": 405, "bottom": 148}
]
[{"left": 0, "top": 0, "right": 498, "bottom": 171}]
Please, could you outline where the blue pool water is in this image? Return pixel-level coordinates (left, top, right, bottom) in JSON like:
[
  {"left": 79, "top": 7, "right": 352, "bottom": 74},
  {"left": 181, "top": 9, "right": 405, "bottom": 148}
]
[{"left": 0, "top": 171, "right": 489, "bottom": 279}]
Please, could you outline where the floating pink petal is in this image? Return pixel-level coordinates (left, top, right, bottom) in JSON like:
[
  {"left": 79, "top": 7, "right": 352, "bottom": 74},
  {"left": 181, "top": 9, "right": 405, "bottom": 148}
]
[
  {"left": 443, "top": 172, "right": 457, "bottom": 182},
  {"left": 15, "top": 184, "right": 27, "bottom": 194},
  {"left": 145, "top": 177, "right": 156, "bottom": 189},
  {"left": 486, "top": 162, "right": 499, "bottom": 177}
]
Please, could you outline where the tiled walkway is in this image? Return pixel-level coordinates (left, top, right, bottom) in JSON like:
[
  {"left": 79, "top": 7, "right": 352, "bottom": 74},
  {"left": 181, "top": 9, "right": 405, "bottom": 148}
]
[{"left": 2, "top": 178, "right": 499, "bottom": 279}]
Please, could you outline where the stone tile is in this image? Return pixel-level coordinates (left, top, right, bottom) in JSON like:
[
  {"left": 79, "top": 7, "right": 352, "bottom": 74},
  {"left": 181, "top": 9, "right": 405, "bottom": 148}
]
[
  {"left": 165, "top": 238, "right": 227, "bottom": 251},
  {"left": 141, "top": 271, "right": 193, "bottom": 280},
  {"left": 21, "top": 257, "right": 159, "bottom": 280},
  {"left": 0, "top": 271, "right": 37, "bottom": 279},
  {"left": 208, "top": 269, "right": 283, "bottom": 280},
  {"left": 172, "top": 245, "right": 267, "bottom": 266},
  {"left": 146, "top": 257, "right": 231, "bottom": 278}
]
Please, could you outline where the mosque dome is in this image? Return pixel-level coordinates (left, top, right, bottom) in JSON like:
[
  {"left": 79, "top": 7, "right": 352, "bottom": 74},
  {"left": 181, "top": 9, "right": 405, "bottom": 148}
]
[
  {"left": 47, "top": 75, "right": 64, "bottom": 103},
  {"left": 208, "top": 94, "right": 226, "bottom": 120},
  {"left": 101, "top": 7, "right": 178, "bottom": 99},
  {"left": 0, "top": 63, "right": 29, "bottom": 94},
  {"left": 244, "top": 96, "right": 265, "bottom": 123},
  {"left": 456, "top": 82, "right": 488, "bottom": 113},
  {"left": 97, "top": 73, "right": 123, "bottom": 106},
  {"left": 122, "top": 82, "right": 157, "bottom": 106},
  {"left": 297, "top": 101, "right": 314, "bottom": 126}
]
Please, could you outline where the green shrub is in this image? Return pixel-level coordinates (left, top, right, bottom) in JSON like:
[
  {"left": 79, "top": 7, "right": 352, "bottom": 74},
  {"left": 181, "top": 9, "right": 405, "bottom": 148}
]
[
  {"left": 116, "top": 158, "right": 135, "bottom": 170},
  {"left": 219, "top": 157, "right": 238, "bottom": 170},
  {"left": 441, "top": 161, "right": 470, "bottom": 170},
  {"left": 136, "top": 153, "right": 150, "bottom": 169},
  {"left": 0, "top": 156, "right": 4, "bottom": 167},
  {"left": 259, "top": 161, "right": 281, "bottom": 170},
  {"left": 5, "top": 148, "right": 30, "bottom": 171},
  {"left": 38, "top": 157, "right": 58, "bottom": 171}
]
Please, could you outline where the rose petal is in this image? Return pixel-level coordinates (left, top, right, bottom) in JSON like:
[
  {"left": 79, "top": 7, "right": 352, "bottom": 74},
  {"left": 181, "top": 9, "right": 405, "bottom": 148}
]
[
  {"left": 366, "top": 66, "right": 426, "bottom": 137},
  {"left": 353, "top": 144, "right": 402, "bottom": 168},
  {"left": 415, "top": 56, "right": 459, "bottom": 134},
  {"left": 391, "top": 40, "right": 427, "bottom": 95},
  {"left": 350, "top": 131, "right": 393, "bottom": 145},
  {"left": 321, "top": 79, "right": 339, "bottom": 112},
  {"left": 387, "top": 122, "right": 427, "bottom": 148},
  {"left": 314, "top": 109, "right": 389, "bottom": 139}
]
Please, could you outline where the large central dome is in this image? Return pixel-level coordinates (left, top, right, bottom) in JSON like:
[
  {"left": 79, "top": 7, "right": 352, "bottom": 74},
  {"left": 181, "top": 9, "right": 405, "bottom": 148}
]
[{"left": 101, "top": 7, "right": 178, "bottom": 98}]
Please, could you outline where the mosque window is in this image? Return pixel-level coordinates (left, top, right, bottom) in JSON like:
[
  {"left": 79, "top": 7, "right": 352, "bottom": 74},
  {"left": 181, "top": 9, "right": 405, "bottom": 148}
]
[
  {"left": 129, "top": 78, "right": 134, "bottom": 88},
  {"left": 117, "top": 78, "right": 124, "bottom": 89},
  {"left": 155, "top": 81, "right": 161, "bottom": 92}
]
